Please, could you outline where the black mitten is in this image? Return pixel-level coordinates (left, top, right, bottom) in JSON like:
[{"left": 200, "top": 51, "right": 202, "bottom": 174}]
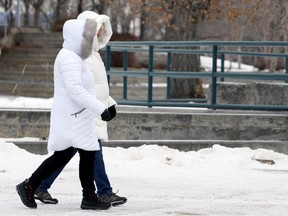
[
  {"left": 108, "top": 105, "right": 116, "bottom": 120},
  {"left": 101, "top": 109, "right": 111, "bottom": 121}
]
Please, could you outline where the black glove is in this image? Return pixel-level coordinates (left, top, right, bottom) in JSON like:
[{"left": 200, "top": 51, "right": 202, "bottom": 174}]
[
  {"left": 108, "top": 105, "right": 116, "bottom": 120},
  {"left": 101, "top": 109, "right": 111, "bottom": 121}
]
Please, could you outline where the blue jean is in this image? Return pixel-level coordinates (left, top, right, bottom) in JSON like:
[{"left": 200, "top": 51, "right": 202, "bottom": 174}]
[{"left": 38, "top": 141, "right": 113, "bottom": 196}]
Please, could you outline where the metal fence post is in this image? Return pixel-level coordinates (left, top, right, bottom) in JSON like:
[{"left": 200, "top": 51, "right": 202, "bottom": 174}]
[
  {"left": 285, "top": 56, "right": 288, "bottom": 83},
  {"left": 211, "top": 45, "right": 218, "bottom": 108},
  {"left": 105, "top": 45, "right": 111, "bottom": 84},
  {"left": 123, "top": 51, "right": 128, "bottom": 99},
  {"left": 220, "top": 53, "right": 225, "bottom": 82},
  {"left": 148, "top": 45, "right": 154, "bottom": 107},
  {"left": 166, "top": 51, "right": 172, "bottom": 100}
]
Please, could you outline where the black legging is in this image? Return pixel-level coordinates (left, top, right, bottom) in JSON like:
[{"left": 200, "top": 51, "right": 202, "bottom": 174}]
[{"left": 28, "top": 147, "right": 96, "bottom": 197}]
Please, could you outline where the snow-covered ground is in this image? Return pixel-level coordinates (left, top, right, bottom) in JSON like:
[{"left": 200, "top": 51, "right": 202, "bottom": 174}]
[
  {"left": 0, "top": 96, "right": 53, "bottom": 109},
  {"left": 1, "top": 138, "right": 288, "bottom": 216},
  {"left": 200, "top": 56, "right": 258, "bottom": 72},
  {"left": 0, "top": 57, "right": 287, "bottom": 215}
]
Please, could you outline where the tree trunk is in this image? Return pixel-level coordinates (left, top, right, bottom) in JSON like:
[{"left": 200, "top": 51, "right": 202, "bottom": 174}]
[
  {"left": 139, "top": 0, "right": 146, "bottom": 40},
  {"left": 34, "top": 8, "right": 41, "bottom": 27},
  {"left": 23, "top": 0, "right": 30, "bottom": 26},
  {"left": 97, "top": 0, "right": 106, "bottom": 14},
  {"left": 31, "top": 0, "right": 45, "bottom": 28},
  {"left": 77, "top": 0, "right": 83, "bottom": 14},
  {"left": 55, "top": 0, "right": 61, "bottom": 21},
  {"left": 164, "top": 0, "right": 209, "bottom": 98}
]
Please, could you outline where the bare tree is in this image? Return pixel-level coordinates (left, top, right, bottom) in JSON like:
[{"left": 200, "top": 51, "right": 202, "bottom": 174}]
[
  {"left": 77, "top": 0, "right": 83, "bottom": 14},
  {"left": 91, "top": 0, "right": 107, "bottom": 14},
  {"left": 108, "top": 0, "right": 130, "bottom": 33},
  {"left": 208, "top": 0, "right": 262, "bottom": 69},
  {"left": 260, "top": 0, "right": 288, "bottom": 72},
  {"left": 206, "top": 0, "right": 287, "bottom": 71},
  {"left": 0, "top": 0, "right": 14, "bottom": 25},
  {"left": 139, "top": 0, "right": 146, "bottom": 39},
  {"left": 54, "top": 0, "right": 65, "bottom": 21},
  {"left": 105, "top": 0, "right": 210, "bottom": 97},
  {"left": 138, "top": 1, "right": 166, "bottom": 40},
  {"left": 30, "top": 0, "right": 46, "bottom": 27},
  {"left": 164, "top": 0, "right": 211, "bottom": 98},
  {"left": 0, "top": 0, "right": 12, "bottom": 10},
  {"left": 23, "top": 0, "right": 30, "bottom": 26}
]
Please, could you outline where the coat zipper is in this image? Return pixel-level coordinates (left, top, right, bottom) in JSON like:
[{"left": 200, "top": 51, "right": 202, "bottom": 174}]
[{"left": 71, "top": 108, "right": 86, "bottom": 118}]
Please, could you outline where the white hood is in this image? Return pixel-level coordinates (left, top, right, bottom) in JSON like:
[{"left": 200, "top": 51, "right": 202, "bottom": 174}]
[
  {"left": 62, "top": 18, "right": 97, "bottom": 59},
  {"left": 77, "top": 11, "right": 112, "bottom": 51}
]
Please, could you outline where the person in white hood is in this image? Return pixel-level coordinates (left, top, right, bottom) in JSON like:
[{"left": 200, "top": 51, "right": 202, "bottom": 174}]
[
  {"left": 16, "top": 18, "right": 113, "bottom": 210},
  {"left": 32, "top": 11, "right": 127, "bottom": 207}
]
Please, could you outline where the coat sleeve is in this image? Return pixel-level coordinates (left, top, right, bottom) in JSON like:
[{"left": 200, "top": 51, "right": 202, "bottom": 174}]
[
  {"left": 59, "top": 54, "right": 106, "bottom": 115},
  {"left": 108, "top": 96, "right": 117, "bottom": 107}
]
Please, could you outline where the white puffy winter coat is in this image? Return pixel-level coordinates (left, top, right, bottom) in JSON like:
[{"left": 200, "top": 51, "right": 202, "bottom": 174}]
[
  {"left": 48, "top": 19, "right": 107, "bottom": 152},
  {"left": 77, "top": 11, "right": 116, "bottom": 141}
]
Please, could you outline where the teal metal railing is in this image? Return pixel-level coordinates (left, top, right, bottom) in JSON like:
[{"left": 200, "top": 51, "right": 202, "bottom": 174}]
[{"left": 105, "top": 41, "right": 288, "bottom": 110}]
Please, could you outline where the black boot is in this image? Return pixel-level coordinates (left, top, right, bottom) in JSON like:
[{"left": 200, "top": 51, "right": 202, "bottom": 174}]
[
  {"left": 81, "top": 193, "right": 111, "bottom": 210},
  {"left": 34, "top": 189, "right": 59, "bottom": 204},
  {"left": 16, "top": 179, "right": 37, "bottom": 208},
  {"left": 98, "top": 193, "right": 127, "bottom": 206}
]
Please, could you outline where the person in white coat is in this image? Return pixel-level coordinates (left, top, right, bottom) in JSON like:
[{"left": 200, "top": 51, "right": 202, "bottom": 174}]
[
  {"left": 33, "top": 11, "right": 127, "bottom": 207},
  {"left": 16, "top": 18, "right": 113, "bottom": 210}
]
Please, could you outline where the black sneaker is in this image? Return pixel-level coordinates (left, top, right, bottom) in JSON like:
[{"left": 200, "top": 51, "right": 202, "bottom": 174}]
[
  {"left": 98, "top": 193, "right": 127, "bottom": 206},
  {"left": 16, "top": 179, "right": 37, "bottom": 208},
  {"left": 34, "top": 189, "right": 58, "bottom": 204},
  {"left": 81, "top": 193, "right": 111, "bottom": 210}
]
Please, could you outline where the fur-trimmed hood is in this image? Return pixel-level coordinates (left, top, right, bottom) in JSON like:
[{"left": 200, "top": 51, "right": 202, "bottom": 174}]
[
  {"left": 77, "top": 11, "right": 112, "bottom": 51},
  {"left": 62, "top": 18, "right": 97, "bottom": 59}
]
